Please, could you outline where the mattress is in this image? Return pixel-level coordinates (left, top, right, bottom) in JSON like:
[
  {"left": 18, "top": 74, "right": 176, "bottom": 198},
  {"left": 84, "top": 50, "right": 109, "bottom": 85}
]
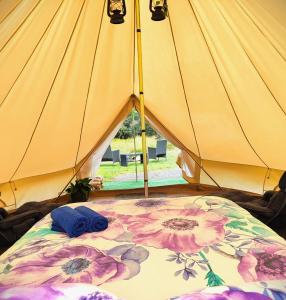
[{"left": 0, "top": 196, "right": 285, "bottom": 299}]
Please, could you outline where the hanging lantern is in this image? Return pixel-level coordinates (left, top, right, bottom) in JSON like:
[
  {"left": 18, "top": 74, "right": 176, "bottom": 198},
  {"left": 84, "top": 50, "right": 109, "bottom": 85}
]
[
  {"left": 149, "top": 0, "right": 168, "bottom": 21},
  {"left": 107, "top": 0, "right": 126, "bottom": 24}
]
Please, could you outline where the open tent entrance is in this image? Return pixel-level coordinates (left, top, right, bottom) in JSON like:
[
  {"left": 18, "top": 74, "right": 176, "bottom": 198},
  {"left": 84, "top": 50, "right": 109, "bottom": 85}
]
[
  {"left": 97, "top": 108, "right": 188, "bottom": 190},
  {"left": 76, "top": 97, "right": 201, "bottom": 192}
]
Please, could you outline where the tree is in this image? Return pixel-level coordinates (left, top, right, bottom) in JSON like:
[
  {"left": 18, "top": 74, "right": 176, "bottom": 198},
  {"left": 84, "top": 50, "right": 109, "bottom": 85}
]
[{"left": 115, "top": 109, "right": 158, "bottom": 139}]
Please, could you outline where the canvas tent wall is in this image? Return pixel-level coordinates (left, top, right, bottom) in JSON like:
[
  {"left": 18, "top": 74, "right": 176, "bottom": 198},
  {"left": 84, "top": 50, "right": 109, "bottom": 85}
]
[{"left": 0, "top": 0, "right": 285, "bottom": 209}]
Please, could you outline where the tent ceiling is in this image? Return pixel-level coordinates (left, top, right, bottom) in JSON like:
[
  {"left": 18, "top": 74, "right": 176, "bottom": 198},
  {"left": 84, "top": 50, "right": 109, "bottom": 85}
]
[{"left": 0, "top": 0, "right": 285, "bottom": 184}]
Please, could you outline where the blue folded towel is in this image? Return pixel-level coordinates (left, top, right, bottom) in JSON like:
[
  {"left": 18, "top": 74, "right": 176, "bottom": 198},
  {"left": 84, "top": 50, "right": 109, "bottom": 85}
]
[
  {"left": 51, "top": 206, "right": 88, "bottom": 237},
  {"left": 51, "top": 222, "right": 64, "bottom": 232},
  {"left": 75, "top": 206, "right": 108, "bottom": 232}
]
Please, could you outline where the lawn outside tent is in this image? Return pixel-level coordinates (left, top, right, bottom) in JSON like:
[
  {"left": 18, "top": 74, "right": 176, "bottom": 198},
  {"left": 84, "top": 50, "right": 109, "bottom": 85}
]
[{"left": 97, "top": 136, "right": 186, "bottom": 189}]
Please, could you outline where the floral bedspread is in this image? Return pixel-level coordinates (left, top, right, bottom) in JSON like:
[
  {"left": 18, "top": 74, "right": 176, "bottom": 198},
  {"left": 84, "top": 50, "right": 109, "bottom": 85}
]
[{"left": 0, "top": 196, "right": 285, "bottom": 300}]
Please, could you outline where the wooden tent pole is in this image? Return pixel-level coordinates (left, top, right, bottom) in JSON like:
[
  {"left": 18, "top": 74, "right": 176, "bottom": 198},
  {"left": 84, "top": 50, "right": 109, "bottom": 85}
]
[
  {"left": 132, "top": 109, "right": 139, "bottom": 181},
  {"left": 135, "top": 0, "right": 149, "bottom": 198}
]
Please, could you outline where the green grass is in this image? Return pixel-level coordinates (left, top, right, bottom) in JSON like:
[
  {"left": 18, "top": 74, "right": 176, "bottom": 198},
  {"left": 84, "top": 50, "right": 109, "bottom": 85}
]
[
  {"left": 103, "top": 178, "right": 187, "bottom": 190},
  {"left": 97, "top": 137, "right": 181, "bottom": 182}
]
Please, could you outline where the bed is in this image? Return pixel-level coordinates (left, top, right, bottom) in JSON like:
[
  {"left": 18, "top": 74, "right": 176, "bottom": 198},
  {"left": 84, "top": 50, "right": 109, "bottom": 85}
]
[{"left": 0, "top": 196, "right": 285, "bottom": 299}]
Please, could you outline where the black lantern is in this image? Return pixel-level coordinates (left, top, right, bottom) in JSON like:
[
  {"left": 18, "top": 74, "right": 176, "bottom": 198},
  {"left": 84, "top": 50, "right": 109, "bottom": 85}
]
[
  {"left": 107, "top": 0, "right": 126, "bottom": 24},
  {"left": 149, "top": 0, "right": 168, "bottom": 21}
]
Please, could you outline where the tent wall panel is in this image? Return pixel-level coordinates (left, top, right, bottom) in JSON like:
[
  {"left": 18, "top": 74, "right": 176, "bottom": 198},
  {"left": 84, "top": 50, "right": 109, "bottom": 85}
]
[
  {"left": 165, "top": 0, "right": 263, "bottom": 166},
  {"left": 0, "top": 0, "right": 41, "bottom": 51},
  {"left": 0, "top": 182, "right": 16, "bottom": 210},
  {"left": 0, "top": 0, "right": 33, "bottom": 27},
  {"left": 0, "top": 0, "right": 285, "bottom": 197},
  {"left": 240, "top": 0, "right": 286, "bottom": 49},
  {"left": 0, "top": 0, "right": 86, "bottom": 183},
  {"left": 200, "top": 160, "right": 283, "bottom": 194},
  {"left": 13, "top": 0, "right": 106, "bottom": 180},
  {"left": 77, "top": 0, "right": 135, "bottom": 163},
  {"left": 216, "top": 0, "right": 286, "bottom": 109},
  {"left": 11, "top": 168, "right": 73, "bottom": 208},
  {"left": 139, "top": 1, "right": 199, "bottom": 157},
  {"left": 191, "top": 0, "right": 286, "bottom": 170},
  {"left": 264, "top": 168, "right": 285, "bottom": 191},
  {"left": 0, "top": 0, "right": 63, "bottom": 101},
  {"left": 0, "top": 0, "right": 21, "bottom": 24}
]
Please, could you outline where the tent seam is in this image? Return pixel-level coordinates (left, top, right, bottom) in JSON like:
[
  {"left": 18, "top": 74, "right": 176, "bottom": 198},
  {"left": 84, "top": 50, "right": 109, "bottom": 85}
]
[
  {"left": 0, "top": 0, "right": 65, "bottom": 109},
  {"left": 214, "top": 1, "right": 286, "bottom": 118},
  {"left": 57, "top": 98, "right": 134, "bottom": 199},
  {"left": 9, "top": 0, "right": 87, "bottom": 182},
  {"left": 133, "top": 96, "right": 222, "bottom": 189},
  {"left": 188, "top": 0, "right": 269, "bottom": 169},
  {"left": 0, "top": 0, "right": 23, "bottom": 25},
  {"left": 235, "top": 0, "right": 285, "bottom": 61},
  {"left": 262, "top": 167, "right": 270, "bottom": 194},
  {"left": 0, "top": 0, "right": 42, "bottom": 52},
  {"left": 8, "top": 181, "right": 17, "bottom": 209},
  {"left": 74, "top": 0, "right": 106, "bottom": 167},
  {"left": 167, "top": 6, "right": 201, "bottom": 159}
]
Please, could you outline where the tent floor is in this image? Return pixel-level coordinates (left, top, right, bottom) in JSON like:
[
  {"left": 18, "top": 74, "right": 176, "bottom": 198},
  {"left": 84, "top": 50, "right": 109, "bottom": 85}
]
[{"left": 91, "top": 183, "right": 261, "bottom": 201}]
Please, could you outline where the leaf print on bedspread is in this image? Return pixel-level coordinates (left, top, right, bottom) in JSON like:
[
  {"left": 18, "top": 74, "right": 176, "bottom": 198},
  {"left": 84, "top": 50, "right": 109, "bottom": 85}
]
[
  {"left": 168, "top": 251, "right": 225, "bottom": 287},
  {"left": 0, "top": 245, "right": 149, "bottom": 286}
]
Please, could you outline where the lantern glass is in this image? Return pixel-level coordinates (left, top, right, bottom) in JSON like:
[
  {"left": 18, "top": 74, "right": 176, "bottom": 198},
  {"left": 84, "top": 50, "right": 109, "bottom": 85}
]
[
  {"left": 110, "top": 0, "right": 123, "bottom": 12},
  {"left": 150, "top": 0, "right": 167, "bottom": 21},
  {"left": 107, "top": 0, "right": 126, "bottom": 24}
]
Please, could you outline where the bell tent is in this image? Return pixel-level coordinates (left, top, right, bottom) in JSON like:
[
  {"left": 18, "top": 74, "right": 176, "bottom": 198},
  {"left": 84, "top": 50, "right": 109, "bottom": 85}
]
[{"left": 0, "top": 0, "right": 286, "bottom": 209}]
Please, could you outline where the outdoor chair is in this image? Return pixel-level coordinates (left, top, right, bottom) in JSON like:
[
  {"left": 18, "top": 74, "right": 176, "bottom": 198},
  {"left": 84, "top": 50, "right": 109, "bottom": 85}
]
[
  {"left": 236, "top": 172, "right": 286, "bottom": 227},
  {"left": 102, "top": 146, "right": 120, "bottom": 163},
  {"left": 148, "top": 139, "right": 167, "bottom": 160}
]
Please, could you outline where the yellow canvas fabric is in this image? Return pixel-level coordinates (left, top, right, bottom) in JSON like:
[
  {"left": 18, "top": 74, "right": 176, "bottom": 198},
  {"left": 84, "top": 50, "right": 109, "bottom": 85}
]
[{"left": 0, "top": 0, "right": 285, "bottom": 206}]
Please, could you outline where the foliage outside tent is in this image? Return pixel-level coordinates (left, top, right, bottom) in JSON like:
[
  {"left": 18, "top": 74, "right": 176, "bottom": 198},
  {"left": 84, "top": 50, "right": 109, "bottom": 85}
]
[{"left": 115, "top": 109, "right": 159, "bottom": 139}]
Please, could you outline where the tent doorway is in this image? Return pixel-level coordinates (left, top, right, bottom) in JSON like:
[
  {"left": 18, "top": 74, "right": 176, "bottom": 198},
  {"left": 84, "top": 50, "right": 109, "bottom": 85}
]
[{"left": 96, "top": 109, "right": 187, "bottom": 190}]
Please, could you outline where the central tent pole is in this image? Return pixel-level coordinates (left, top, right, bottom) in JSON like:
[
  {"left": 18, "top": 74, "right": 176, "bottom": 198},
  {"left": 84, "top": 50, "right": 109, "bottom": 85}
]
[{"left": 135, "top": 0, "right": 149, "bottom": 198}]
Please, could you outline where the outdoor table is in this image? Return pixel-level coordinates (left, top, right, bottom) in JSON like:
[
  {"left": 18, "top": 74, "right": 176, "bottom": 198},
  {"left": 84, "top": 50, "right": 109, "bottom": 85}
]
[{"left": 120, "top": 152, "right": 147, "bottom": 167}]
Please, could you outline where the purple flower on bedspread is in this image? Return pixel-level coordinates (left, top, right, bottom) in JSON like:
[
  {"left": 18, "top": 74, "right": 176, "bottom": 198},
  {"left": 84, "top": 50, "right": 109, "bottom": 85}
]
[
  {"left": 0, "top": 245, "right": 131, "bottom": 286},
  {"left": 92, "top": 199, "right": 118, "bottom": 206},
  {"left": 125, "top": 208, "right": 228, "bottom": 253},
  {"left": 172, "top": 289, "right": 272, "bottom": 300},
  {"left": 238, "top": 243, "right": 286, "bottom": 282},
  {"left": 78, "top": 211, "right": 126, "bottom": 241},
  {"left": 0, "top": 285, "right": 63, "bottom": 300},
  {"left": 110, "top": 199, "right": 168, "bottom": 215},
  {"left": 0, "top": 285, "right": 119, "bottom": 300},
  {"left": 79, "top": 291, "right": 116, "bottom": 300},
  {"left": 6, "top": 239, "right": 54, "bottom": 263}
]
